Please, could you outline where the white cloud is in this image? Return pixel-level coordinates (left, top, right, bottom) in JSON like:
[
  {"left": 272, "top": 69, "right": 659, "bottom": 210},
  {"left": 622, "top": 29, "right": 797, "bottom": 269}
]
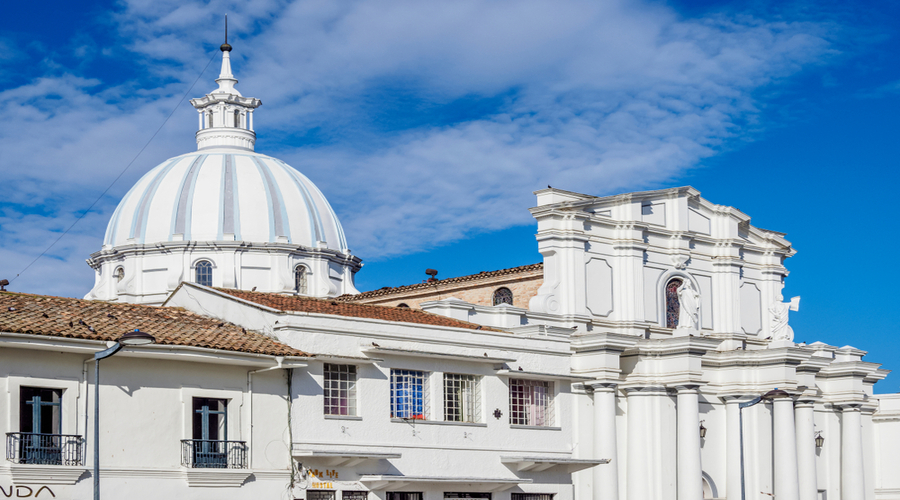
[{"left": 0, "top": 0, "right": 832, "bottom": 295}]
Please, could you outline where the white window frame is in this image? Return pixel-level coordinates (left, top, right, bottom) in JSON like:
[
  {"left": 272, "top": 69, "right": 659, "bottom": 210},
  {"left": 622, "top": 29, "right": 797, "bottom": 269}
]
[
  {"left": 390, "top": 369, "right": 429, "bottom": 420},
  {"left": 323, "top": 364, "right": 357, "bottom": 417},
  {"left": 443, "top": 374, "right": 481, "bottom": 423},
  {"left": 509, "top": 379, "right": 554, "bottom": 426}
]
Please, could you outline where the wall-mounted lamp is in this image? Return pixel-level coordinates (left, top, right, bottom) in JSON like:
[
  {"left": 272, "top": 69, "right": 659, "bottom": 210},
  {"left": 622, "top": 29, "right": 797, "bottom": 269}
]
[
  {"left": 815, "top": 431, "right": 824, "bottom": 448},
  {"left": 699, "top": 420, "right": 707, "bottom": 439}
]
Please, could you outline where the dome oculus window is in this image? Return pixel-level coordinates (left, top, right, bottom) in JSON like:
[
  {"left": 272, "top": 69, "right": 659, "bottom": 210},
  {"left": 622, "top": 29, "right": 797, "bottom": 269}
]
[
  {"left": 294, "top": 265, "right": 308, "bottom": 294},
  {"left": 195, "top": 261, "right": 213, "bottom": 287},
  {"left": 492, "top": 287, "right": 513, "bottom": 306}
]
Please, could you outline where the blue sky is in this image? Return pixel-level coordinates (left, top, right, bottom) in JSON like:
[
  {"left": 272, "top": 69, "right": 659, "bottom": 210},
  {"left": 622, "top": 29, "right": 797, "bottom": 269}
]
[{"left": 1, "top": 0, "right": 898, "bottom": 391}]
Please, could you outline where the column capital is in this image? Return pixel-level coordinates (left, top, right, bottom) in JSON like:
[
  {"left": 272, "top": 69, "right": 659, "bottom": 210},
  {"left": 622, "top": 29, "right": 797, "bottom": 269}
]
[
  {"left": 622, "top": 385, "right": 668, "bottom": 395},
  {"left": 673, "top": 384, "right": 701, "bottom": 393},
  {"left": 585, "top": 381, "right": 619, "bottom": 392}
]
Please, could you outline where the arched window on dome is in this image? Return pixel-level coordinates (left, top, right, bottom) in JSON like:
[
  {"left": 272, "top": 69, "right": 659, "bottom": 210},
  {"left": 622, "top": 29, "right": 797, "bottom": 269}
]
[
  {"left": 294, "top": 265, "right": 308, "bottom": 295},
  {"left": 114, "top": 267, "right": 125, "bottom": 283},
  {"left": 195, "top": 261, "right": 213, "bottom": 288},
  {"left": 233, "top": 110, "right": 241, "bottom": 128},
  {"left": 665, "top": 278, "right": 683, "bottom": 328},
  {"left": 492, "top": 287, "right": 513, "bottom": 306}
]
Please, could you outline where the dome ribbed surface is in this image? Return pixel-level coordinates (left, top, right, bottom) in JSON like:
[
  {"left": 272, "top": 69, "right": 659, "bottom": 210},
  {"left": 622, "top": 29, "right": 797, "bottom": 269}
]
[{"left": 104, "top": 151, "right": 348, "bottom": 252}]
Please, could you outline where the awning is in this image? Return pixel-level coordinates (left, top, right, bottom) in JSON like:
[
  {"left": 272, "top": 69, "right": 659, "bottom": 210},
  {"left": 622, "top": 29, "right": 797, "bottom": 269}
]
[
  {"left": 293, "top": 450, "right": 401, "bottom": 467},
  {"left": 359, "top": 475, "right": 532, "bottom": 492},
  {"left": 500, "top": 456, "right": 609, "bottom": 473}
]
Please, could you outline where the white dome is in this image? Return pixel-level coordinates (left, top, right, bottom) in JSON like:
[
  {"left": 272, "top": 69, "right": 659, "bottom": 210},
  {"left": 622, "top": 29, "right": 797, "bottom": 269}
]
[{"left": 104, "top": 150, "right": 348, "bottom": 252}]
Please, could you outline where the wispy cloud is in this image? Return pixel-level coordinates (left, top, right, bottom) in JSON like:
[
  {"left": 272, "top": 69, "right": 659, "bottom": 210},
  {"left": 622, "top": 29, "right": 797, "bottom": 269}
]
[{"left": 0, "top": 0, "right": 833, "bottom": 296}]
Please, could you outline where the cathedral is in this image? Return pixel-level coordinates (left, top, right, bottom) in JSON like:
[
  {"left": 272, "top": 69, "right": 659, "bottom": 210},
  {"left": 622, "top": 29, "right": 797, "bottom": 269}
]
[{"left": 1, "top": 42, "right": 898, "bottom": 500}]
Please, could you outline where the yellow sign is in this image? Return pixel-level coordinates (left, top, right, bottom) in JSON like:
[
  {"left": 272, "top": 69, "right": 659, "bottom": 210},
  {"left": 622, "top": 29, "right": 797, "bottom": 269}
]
[
  {"left": 311, "top": 482, "right": 334, "bottom": 489},
  {"left": 310, "top": 469, "right": 339, "bottom": 479}
]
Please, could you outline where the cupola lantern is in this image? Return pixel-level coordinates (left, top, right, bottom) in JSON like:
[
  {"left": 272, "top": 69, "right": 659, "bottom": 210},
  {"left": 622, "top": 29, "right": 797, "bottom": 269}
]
[{"left": 189, "top": 40, "right": 262, "bottom": 151}]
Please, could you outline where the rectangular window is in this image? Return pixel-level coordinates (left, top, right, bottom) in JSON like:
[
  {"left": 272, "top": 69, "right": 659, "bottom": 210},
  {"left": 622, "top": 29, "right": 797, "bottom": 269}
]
[
  {"left": 445, "top": 494, "right": 492, "bottom": 499},
  {"left": 509, "top": 379, "right": 554, "bottom": 426},
  {"left": 191, "top": 397, "right": 228, "bottom": 468},
  {"left": 16, "top": 387, "right": 65, "bottom": 465},
  {"left": 308, "top": 491, "right": 336, "bottom": 500},
  {"left": 324, "top": 364, "right": 357, "bottom": 416},
  {"left": 387, "top": 493, "right": 423, "bottom": 500},
  {"left": 192, "top": 398, "right": 228, "bottom": 441},
  {"left": 342, "top": 492, "right": 368, "bottom": 500},
  {"left": 390, "top": 369, "right": 429, "bottom": 420},
  {"left": 511, "top": 495, "right": 553, "bottom": 500},
  {"left": 20, "top": 387, "right": 62, "bottom": 435},
  {"left": 444, "top": 374, "right": 481, "bottom": 423}
]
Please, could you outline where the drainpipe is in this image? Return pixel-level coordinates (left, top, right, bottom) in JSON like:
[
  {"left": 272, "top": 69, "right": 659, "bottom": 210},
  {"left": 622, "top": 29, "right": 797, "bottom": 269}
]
[{"left": 246, "top": 356, "right": 284, "bottom": 468}]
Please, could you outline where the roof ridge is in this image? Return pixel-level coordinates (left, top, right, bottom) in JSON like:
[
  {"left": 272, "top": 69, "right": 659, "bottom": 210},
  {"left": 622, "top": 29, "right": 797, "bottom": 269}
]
[
  {"left": 337, "top": 262, "right": 543, "bottom": 301},
  {"left": 213, "top": 288, "right": 506, "bottom": 333},
  {"left": 0, "top": 292, "right": 308, "bottom": 357}
]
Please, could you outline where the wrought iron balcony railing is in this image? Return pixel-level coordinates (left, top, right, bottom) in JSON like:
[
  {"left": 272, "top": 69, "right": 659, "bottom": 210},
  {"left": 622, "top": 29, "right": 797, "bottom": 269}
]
[
  {"left": 6, "top": 433, "right": 85, "bottom": 466},
  {"left": 181, "top": 439, "right": 247, "bottom": 469}
]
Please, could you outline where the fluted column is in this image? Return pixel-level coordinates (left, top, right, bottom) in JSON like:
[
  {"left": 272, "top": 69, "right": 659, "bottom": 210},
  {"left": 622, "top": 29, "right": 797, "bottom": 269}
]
[
  {"left": 724, "top": 398, "right": 743, "bottom": 500},
  {"left": 676, "top": 386, "right": 703, "bottom": 500},
  {"left": 772, "top": 396, "right": 800, "bottom": 500},
  {"left": 593, "top": 384, "right": 619, "bottom": 500},
  {"left": 794, "top": 401, "right": 817, "bottom": 500},
  {"left": 841, "top": 405, "right": 865, "bottom": 499}
]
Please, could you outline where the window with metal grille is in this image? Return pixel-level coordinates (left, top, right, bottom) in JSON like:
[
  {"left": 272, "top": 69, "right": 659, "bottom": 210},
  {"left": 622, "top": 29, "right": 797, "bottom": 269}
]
[
  {"left": 390, "top": 370, "right": 429, "bottom": 420},
  {"left": 195, "top": 260, "right": 213, "bottom": 287},
  {"left": 387, "top": 493, "right": 422, "bottom": 500},
  {"left": 445, "top": 494, "right": 492, "bottom": 498},
  {"left": 511, "top": 494, "right": 553, "bottom": 500},
  {"left": 492, "top": 287, "right": 513, "bottom": 306},
  {"left": 342, "top": 492, "right": 368, "bottom": 500},
  {"left": 308, "top": 491, "right": 336, "bottom": 500},
  {"left": 444, "top": 374, "right": 481, "bottom": 423},
  {"left": 509, "top": 379, "right": 554, "bottom": 426},
  {"left": 324, "top": 364, "right": 357, "bottom": 416},
  {"left": 295, "top": 265, "right": 308, "bottom": 294}
]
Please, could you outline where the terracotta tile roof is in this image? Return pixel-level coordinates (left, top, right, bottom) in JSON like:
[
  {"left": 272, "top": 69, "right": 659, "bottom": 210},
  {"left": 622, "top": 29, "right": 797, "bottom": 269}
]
[
  {"left": 336, "top": 262, "right": 544, "bottom": 302},
  {"left": 215, "top": 288, "right": 505, "bottom": 333},
  {"left": 0, "top": 292, "right": 307, "bottom": 357}
]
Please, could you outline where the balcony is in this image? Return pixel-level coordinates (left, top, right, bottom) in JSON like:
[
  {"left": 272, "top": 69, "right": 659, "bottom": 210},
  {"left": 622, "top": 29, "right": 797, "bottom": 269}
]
[
  {"left": 181, "top": 439, "right": 247, "bottom": 469},
  {"left": 6, "top": 433, "right": 84, "bottom": 466}
]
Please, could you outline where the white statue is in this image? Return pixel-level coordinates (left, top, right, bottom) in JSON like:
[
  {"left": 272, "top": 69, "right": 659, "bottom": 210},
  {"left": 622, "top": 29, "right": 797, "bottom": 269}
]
[
  {"left": 770, "top": 294, "right": 800, "bottom": 341},
  {"left": 676, "top": 280, "right": 700, "bottom": 331}
]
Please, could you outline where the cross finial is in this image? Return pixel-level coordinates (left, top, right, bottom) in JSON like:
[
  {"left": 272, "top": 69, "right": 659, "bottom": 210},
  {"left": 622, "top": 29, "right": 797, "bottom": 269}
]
[{"left": 220, "top": 14, "right": 232, "bottom": 52}]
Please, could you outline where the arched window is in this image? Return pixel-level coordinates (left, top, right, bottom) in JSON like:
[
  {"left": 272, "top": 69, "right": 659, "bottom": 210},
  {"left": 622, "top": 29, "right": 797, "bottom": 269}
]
[
  {"left": 195, "top": 260, "right": 213, "bottom": 287},
  {"left": 114, "top": 267, "right": 125, "bottom": 283},
  {"left": 234, "top": 110, "right": 241, "bottom": 128},
  {"left": 665, "top": 278, "right": 683, "bottom": 328},
  {"left": 492, "top": 287, "right": 513, "bottom": 306},
  {"left": 397, "top": 303, "right": 410, "bottom": 308},
  {"left": 294, "top": 265, "right": 308, "bottom": 294},
  {"left": 207, "top": 111, "right": 214, "bottom": 128}
]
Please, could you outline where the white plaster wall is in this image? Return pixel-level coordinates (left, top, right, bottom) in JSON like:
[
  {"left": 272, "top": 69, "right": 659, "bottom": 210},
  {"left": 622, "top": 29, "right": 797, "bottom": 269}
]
[{"left": 0, "top": 346, "right": 292, "bottom": 499}]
